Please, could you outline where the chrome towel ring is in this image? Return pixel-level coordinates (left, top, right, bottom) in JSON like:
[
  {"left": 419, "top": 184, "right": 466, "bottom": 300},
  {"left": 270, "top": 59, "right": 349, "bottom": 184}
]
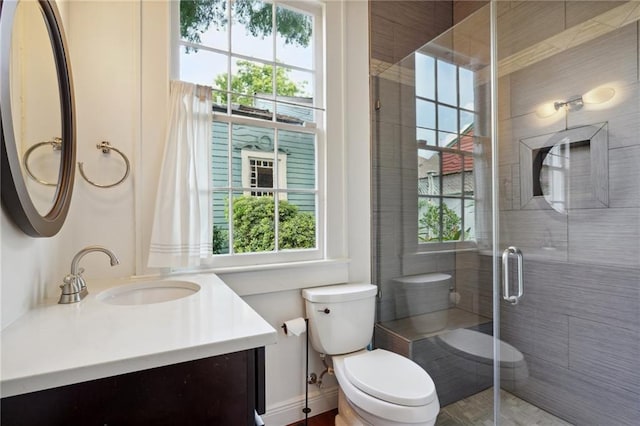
[
  {"left": 22, "top": 137, "right": 63, "bottom": 186},
  {"left": 23, "top": 140, "right": 130, "bottom": 189},
  {"left": 78, "top": 141, "right": 130, "bottom": 188}
]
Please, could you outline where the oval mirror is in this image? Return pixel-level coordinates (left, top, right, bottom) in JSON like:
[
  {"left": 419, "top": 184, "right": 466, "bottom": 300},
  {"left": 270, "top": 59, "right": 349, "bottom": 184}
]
[{"left": 0, "top": 0, "right": 75, "bottom": 237}]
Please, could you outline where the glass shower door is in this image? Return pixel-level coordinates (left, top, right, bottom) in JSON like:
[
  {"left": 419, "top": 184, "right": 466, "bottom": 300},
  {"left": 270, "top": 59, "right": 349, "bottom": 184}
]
[{"left": 494, "top": 1, "right": 640, "bottom": 424}]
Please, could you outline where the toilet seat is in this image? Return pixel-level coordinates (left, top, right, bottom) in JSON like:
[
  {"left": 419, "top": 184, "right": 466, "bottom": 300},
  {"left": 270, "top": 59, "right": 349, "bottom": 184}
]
[
  {"left": 344, "top": 349, "right": 436, "bottom": 406},
  {"left": 333, "top": 349, "right": 439, "bottom": 424}
]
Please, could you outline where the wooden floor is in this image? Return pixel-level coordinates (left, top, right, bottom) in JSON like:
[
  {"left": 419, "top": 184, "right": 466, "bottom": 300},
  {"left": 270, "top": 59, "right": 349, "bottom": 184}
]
[
  {"left": 286, "top": 409, "right": 337, "bottom": 426},
  {"left": 285, "top": 388, "right": 571, "bottom": 426}
]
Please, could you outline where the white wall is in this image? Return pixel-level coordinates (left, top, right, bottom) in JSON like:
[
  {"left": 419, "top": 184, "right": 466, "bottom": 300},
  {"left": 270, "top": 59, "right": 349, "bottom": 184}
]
[
  {"left": 1, "top": 211, "right": 60, "bottom": 326},
  {"left": 1, "top": 1, "right": 369, "bottom": 423},
  {"left": 62, "top": 0, "right": 138, "bottom": 284}
]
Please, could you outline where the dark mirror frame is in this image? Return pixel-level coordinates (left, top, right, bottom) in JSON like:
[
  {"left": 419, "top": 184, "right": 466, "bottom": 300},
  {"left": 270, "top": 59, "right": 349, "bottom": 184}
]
[{"left": 0, "top": 0, "right": 76, "bottom": 237}]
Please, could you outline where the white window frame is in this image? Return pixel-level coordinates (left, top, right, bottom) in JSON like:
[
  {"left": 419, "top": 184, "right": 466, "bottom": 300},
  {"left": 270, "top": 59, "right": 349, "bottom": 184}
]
[
  {"left": 141, "top": 0, "right": 370, "bottom": 293},
  {"left": 172, "top": 0, "right": 326, "bottom": 269}
]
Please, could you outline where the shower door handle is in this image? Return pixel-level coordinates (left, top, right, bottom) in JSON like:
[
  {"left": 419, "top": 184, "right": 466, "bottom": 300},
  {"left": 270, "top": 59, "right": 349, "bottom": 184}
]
[{"left": 502, "top": 246, "right": 524, "bottom": 305}]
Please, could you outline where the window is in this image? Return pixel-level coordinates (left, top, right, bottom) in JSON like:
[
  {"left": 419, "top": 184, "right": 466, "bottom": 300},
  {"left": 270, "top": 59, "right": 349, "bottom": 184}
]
[
  {"left": 415, "top": 53, "right": 476, "bottom": 243},
  {"left": 241, "top": 149, "right": 287, "bottom": 197},
  {"left": 250, "top": 158, "right": 275, "bottom": 195},
  {"left": 177, "top": 0, "right": 323, "bottom": 264}
]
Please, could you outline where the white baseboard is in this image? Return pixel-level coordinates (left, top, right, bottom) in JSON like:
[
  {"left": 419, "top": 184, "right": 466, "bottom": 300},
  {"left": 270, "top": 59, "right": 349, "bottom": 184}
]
[{"left": 261, "top": 385, "right": 339, "bottom": 426}]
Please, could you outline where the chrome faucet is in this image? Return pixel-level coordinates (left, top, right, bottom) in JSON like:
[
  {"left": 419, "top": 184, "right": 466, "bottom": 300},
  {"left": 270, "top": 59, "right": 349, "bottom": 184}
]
[{"left": 58, "top": 246, "right": 120, "bottom": 304}]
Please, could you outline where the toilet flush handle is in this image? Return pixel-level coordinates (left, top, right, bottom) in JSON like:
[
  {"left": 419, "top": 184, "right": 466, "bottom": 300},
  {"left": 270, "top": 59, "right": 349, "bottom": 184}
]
[{"left": 317, "top": 308, "right": 330, "bottom": 314}]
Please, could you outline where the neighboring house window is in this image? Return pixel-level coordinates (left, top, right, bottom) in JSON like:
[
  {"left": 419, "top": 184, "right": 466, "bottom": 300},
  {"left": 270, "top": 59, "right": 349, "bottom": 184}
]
[
  {"left": 241, "top": 149, "right": 287, "bottom": 198},
  {"left": 250, "top": 158, "right": 274, "bottom": 196},
  {"left": 415, "top": 52, "right": 476, "bottom": 243},
  {"left": 177, "top": 0, "right": 322, "bottom": 263}
]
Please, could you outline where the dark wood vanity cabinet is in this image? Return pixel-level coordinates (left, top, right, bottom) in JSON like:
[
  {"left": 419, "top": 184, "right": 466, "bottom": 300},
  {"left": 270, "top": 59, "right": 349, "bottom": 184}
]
[{"left": 1, "top": 347, "right": 265, "bottom": 426}]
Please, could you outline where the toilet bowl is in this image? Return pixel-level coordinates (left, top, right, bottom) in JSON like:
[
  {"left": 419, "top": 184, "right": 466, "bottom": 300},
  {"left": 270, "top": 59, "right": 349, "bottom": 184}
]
[
  {"left": 303, "top": 284, "right": 441, "bottom": 426},
  {"left": 333, "top": 349, "right": 439, "bottom": 426}
]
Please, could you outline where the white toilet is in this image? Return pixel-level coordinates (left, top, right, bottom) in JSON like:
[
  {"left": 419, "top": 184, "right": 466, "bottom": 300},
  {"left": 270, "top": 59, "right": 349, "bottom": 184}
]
[{"left": 303, "top": 284, "right": 440, "bottom": 426}]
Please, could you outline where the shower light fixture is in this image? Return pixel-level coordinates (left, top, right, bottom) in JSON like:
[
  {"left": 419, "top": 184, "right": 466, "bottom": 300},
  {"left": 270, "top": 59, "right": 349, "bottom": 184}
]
[
  {"left": 535, "top": 86, "right": 616, "bottom": 118},
  {"left": 582, "top": 86, "right": 616, "bottom": 105},
  {"left": 554, "top": 96, "right": 584, "bottom": 112}
]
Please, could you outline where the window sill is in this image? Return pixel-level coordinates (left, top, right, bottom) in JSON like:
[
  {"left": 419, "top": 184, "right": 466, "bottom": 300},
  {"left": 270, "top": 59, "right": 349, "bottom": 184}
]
[{"left": 138, "top": 259, "right": 350, "bottom": 297}]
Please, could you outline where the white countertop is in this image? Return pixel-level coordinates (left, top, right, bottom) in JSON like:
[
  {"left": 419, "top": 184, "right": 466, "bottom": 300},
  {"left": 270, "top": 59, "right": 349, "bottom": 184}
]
[{"left": 0, "top": 273, "right": 277, "bottom": 398}]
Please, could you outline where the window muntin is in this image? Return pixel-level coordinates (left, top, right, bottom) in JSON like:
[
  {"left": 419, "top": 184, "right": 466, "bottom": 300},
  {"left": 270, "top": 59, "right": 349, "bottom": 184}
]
[
  {"left": 416, "top": 52, "right": 476, "bottom": 243},
  {"left": 178, "top": 0, "right": 322, "bottom": 262}
]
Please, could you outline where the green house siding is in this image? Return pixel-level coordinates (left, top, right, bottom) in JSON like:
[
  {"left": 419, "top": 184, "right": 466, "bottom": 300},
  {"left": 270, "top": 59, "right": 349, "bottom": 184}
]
[{"left": 211, "top": 122, "right": 316, "bottom": 230}]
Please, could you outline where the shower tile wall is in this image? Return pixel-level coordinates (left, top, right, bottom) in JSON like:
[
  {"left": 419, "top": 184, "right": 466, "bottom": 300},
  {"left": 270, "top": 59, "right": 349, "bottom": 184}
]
[
  {"left": 453, "top": 1, "right": 488, "bottom": 24},
  {"left": 370, "top": 1, "right": 453, "bottom": 75},
  {"left": 454, "top": 251, "right": 492, "bottom": 319},
  {"left": 496, "top": 3, "right": 640, "bottom": 423}
]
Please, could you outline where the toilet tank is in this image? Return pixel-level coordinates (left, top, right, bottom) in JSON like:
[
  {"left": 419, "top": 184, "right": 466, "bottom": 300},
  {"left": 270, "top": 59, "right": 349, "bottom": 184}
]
[{"left": 302, "top": 284, "right": 377, "bottom": 355}]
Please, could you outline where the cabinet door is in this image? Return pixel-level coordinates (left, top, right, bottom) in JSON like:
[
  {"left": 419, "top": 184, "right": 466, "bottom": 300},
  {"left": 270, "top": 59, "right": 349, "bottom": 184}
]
[{"left": 2, "top": 349, "right": 262, "bottom": 426}]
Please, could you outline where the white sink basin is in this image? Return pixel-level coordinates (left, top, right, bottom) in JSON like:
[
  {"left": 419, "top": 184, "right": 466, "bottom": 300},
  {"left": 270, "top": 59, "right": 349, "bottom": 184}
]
[{"left": 97, "top": 280, "right": 200, "bottom": 306}]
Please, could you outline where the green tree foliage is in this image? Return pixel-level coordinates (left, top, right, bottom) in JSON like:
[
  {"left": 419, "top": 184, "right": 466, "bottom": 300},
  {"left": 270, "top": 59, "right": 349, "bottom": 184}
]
[
  {"left": 419, "top": 200, "right": 467, "bottom": 242},
  {"left": 213, "top": 60, "right": 307, "bottom": 105},
  {"left": 212, "top": 224, "right": 228, "bottom": 254},
  {"left": 180, "top": 0, "right": 227, "bottom": 47},
  {"left": 279, "top": 211, "right": 316, "bottom": 249},
  {"left": 180, "top": 0, "right": 312, "bottom": 48},
  {"left": 216, "top": 195, "right": 315, "bottom": 253}
]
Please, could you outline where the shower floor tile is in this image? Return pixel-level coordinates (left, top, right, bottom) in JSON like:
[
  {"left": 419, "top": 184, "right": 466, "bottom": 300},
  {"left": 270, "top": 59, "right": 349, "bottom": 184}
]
[{"left": 436, "top": 388, "right": 573, "bottom": 426}]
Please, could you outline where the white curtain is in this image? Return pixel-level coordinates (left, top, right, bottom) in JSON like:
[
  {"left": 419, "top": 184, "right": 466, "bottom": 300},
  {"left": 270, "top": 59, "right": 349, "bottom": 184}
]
[{"left": 148, "top": 81, "right": 213, "bottom": 268}]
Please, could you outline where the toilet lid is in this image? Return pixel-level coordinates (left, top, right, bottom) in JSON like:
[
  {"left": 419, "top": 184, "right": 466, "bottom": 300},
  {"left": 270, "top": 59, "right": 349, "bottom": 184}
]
[{"left": 343, "top": 349, "right": 436, "bottom": 407}]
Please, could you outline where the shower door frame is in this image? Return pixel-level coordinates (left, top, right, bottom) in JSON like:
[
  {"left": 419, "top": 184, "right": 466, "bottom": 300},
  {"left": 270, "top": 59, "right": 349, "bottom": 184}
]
[{"left": 489, "top": 1, "right": 502, "bottom": 422}]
